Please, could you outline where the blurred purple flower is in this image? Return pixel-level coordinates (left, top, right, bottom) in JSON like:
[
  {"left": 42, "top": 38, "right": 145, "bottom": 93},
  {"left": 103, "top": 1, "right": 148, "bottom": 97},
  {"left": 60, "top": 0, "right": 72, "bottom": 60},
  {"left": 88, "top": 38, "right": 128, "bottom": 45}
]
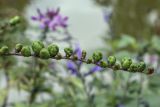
[
  {"left": 31, "top": 8, "right": 68, "bottom": 31},
  {"left": 49, "top": 14, "right": 68, "bottom": 31},
  {"left": 66, "top": 44, "right": 103, "bottom": 76},
  {"left": 144, "top": 54, "right": 159, "bottom": 68},
  {"left": 84, "top": 66, "right": 103, "bottom": 76},
  {"left": 66, "top": 44, "right": 82, "bottom": 75},
  {"left": 102, "top": 9, "right": 112, "bottom": 23},
  {"left": 67, "top": 61, "right": 77, "bottom": 75},
  {"left": 117, "top": 104, "right": 125, "bottom": 107},
  {"left": 74, "top": 43, "right": 82, "bottom": 59},
  {"left": 90, "top": 66, "right": 102, "bottom": 72}
]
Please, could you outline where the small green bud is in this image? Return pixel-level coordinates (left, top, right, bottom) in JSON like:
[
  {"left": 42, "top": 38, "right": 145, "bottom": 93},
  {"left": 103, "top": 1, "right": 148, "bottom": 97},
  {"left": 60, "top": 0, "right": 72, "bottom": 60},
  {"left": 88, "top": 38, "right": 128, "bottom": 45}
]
[
  {"left": 55, "top": 53, "right": 62, "bottom": 60},
  {"left": 39, "top": 48, "right": 50, "bottom": 59},
  {"left": 137, "top": 62, "right": 146, "bottom": 72},
  {"left": 48, "top": 44, "right": 59, "bottom": 57},
  {"left": 81, "top": 50, "right": 87, "bottom": 59},
  {"left": 99, "top": 61, "right": 108, "bottom": 68},
  {"left": 108, "top": 56, "right": 116, "bottom": 66},
  {"left": 0, "top": 46, "right": 9, "bottom": 54},
  {"left": 32, "top": 41, "right": 44, "bottom": 55},
  {"left": 121, "top": 58, "right": 132, "bottom": 70},
  {"left": 15, "top": 43, "right": 23, "bottom": 53},
  {"left": 121, "top": 57, "right": 128, "bottom": 64},
  {"left": 113, "top": 63, "right": 121, "bottom": 70},
  {"left": 129, "top": 63, "right": 139, "bottom": 72},
  {"left": 21, "top": 46, "right": 31, "bottom": 57},
  {"left": 87, "top": 57, "right": 93, "bottom": 64},
  {"left": 72, "top": 55, "right": 78, "bottom": 60},
  {"left": 64, "top": 48, "right": 73, "bottom": 58},
  {"left": 9, "top": 16, "right": 20, "bottom": 26},
  {"left": 92, "top": 51, "right": 103, "bottom": 62}
]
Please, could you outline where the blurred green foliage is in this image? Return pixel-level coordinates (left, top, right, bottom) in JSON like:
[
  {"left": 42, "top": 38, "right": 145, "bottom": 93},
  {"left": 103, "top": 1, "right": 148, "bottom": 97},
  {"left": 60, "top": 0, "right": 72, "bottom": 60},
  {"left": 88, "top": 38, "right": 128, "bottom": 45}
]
[{"left": 95, "top": 0, "right": 160, "bottom": 39}]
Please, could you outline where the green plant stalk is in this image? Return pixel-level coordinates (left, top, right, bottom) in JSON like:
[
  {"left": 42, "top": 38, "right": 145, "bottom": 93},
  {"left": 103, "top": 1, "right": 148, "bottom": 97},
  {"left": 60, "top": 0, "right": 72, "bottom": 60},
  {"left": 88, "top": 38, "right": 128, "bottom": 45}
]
[{"left": 0, "top": 52, "right": 153, "bottom": 75}]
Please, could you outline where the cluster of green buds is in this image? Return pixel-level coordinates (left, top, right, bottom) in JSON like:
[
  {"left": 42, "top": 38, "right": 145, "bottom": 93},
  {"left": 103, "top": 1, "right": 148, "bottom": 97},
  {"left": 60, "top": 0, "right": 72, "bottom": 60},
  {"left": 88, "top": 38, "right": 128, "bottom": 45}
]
[
  {"left": 120, "top": 57, "right": 146, "bottom": 73},
  {"left": 16, "top": 41, "right": 59, "bottom": 59},
  {"left": 0, "top": 41, "right": 154, "bottom": 75}
]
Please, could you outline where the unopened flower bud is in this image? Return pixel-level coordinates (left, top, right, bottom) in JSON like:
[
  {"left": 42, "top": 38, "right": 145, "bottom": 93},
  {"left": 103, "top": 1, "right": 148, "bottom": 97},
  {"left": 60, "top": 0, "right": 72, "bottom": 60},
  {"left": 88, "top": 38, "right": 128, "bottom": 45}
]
[
  {"left": 15, "top": 43, "right": 23, "bottom": 53},
  {"left": 21, "top": 46, "right": 31, "bottom": 57},
  {"left": 39, "top": 48, "right": 50, "bottom": 59},
  {"left": 72, "top": 55, "right": 78, "bottom": 60},
  {"left": 48, "top": 44, "right": 59, "bottom": 57},
  {"left": 32, "top": 41, "right": 44, "bottom": 55},
  {"left": 0, "top": 46, "right": 9, "bottom": 54},
  {"left": 108, "top": 56, "right": 116, "bottom": 66},
  {"left": 121, "top": 58, "right": 132, "bottom": 70},
  {"left": 87, "top": 57, "right": 93, "bottom": 64},
  {"left": 121, "top": 57, "right": 128, "bottom": 64},
  {"left": 137, "top": 61, "right": 146, "bottom": 72},
  {"left": 92, "top": 51, "right": 103, "bottom": 63},
  {"left": 99, "top": 61, "right": 108, "bottom": 68},
  {"left": 64, "top": 48, "right": 73, "bottom": 58},
  {"left": 129, "top": 63, "right": 138, "bottom": 72},
  {"left": 81, "top": 50, "right": 87, "bottom": 59},
  {"left": 56, "top": 53, "right": 62, "bottom": 60},
  {"left": 113, "top": 63, "right": 121, "bottom": 70},
  {"left": 145, "top": 68, "right": 154, "bottom": 75},
  {"left": 9, "top": 16, "right": 20, "bottom": 26}
]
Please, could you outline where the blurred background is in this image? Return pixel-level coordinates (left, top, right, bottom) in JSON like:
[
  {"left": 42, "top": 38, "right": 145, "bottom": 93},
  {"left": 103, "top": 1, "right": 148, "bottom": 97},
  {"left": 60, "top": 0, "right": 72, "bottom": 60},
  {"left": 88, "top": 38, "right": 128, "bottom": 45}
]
[{"left": 0, "top": 0, "right": 160, "bottom": 107}]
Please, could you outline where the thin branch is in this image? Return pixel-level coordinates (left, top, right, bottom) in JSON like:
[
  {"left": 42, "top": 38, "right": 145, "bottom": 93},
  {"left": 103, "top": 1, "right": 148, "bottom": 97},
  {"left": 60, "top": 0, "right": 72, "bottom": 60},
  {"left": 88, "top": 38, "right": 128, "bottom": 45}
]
[{"left": 0, "top": 52, "right": 152, "bottom": 75}]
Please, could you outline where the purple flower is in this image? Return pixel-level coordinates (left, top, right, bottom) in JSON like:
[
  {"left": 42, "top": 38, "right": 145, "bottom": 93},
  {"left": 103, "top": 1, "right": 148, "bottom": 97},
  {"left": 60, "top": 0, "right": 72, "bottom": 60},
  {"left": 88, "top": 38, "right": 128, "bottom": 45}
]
[
  {"left": 66, "top": 44, "right": 104, "bottom": 76},
  {"left": 74, "top": 43, "right": 82, "bottom": 59},
  {"left": 102, "top": 10, "right": 112, "bottom": 23},
  {"left": 66, "top": 44, "right": 82, "bottom": 75},
  {"left": 116, "top": 104, "right": 125, "bottom": 107},
  {"left": 84, "top": 66, "right": 103, "bottom": 76},
  {"left": 49, "top": 14, "right": 68, "bottom": 31},
  {"left": 31, "top": 8, "right": 68, "bottom": 31},
  {"left": 67, "top": 61, "right": 77, "bottom": 75}
]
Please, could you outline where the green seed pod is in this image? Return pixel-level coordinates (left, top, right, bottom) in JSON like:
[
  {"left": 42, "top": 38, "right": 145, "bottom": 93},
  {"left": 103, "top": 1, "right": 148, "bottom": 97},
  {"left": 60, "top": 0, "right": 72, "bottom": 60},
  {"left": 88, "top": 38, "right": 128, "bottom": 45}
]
[
  {"left": 81, "top": 50, "right": 87, "bottom": 59},
  {"left": 108, "top": 56, "right": 116, "bottom": 66},
  {"left": 21, "top": 46, "right": 31, "bottom": 57},
  {"left": 9, "top": 16, "right": 20, "bottom": 26},
  {"left": 64, "top": 48, "right": 73, "bottom": 58},
  {"left": 99, "top": 61, "right": 108, "bottom": 68},
  {"left": 137, "top": 61, "right": 146, "bottom": 72},
  {"left": 56, "top": 53, "right": 62, "bottom": 60},
  {"left": 32, "top": 41, "right": 44, "bottom": 55},
  {"left": 15, "top": 43, "right": 23, "bottom": 53},
  {"left": 0, "top": 46, "right": 9, "bottom": 54},
  {"left": 129, "top": 63, "right": 139, "bottom": 72},
  {"left": 113, "top": 63, "right": 121, "bottom": 70},
  {"left": 92, "top": 51, "right": 103, "bottom": 62},
  {"left": 39, "top": 48, "right": 50, "bottom": 59},
  {"left": 87, "top": 57, "right": 93, "bottom": 64},
  {"left": 48, "top": 44, "right": 59, "bottom": 57},
  {"left": 122, "top": 58, "right": 132, "bottom": 70}
]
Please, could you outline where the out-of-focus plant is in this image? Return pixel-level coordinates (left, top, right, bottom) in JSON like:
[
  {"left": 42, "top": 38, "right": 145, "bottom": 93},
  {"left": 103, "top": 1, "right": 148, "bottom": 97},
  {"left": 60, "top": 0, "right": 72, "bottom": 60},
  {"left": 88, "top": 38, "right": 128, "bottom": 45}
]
[{"left": 95, "top": 0, "right": 160, "bottom": 39}]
